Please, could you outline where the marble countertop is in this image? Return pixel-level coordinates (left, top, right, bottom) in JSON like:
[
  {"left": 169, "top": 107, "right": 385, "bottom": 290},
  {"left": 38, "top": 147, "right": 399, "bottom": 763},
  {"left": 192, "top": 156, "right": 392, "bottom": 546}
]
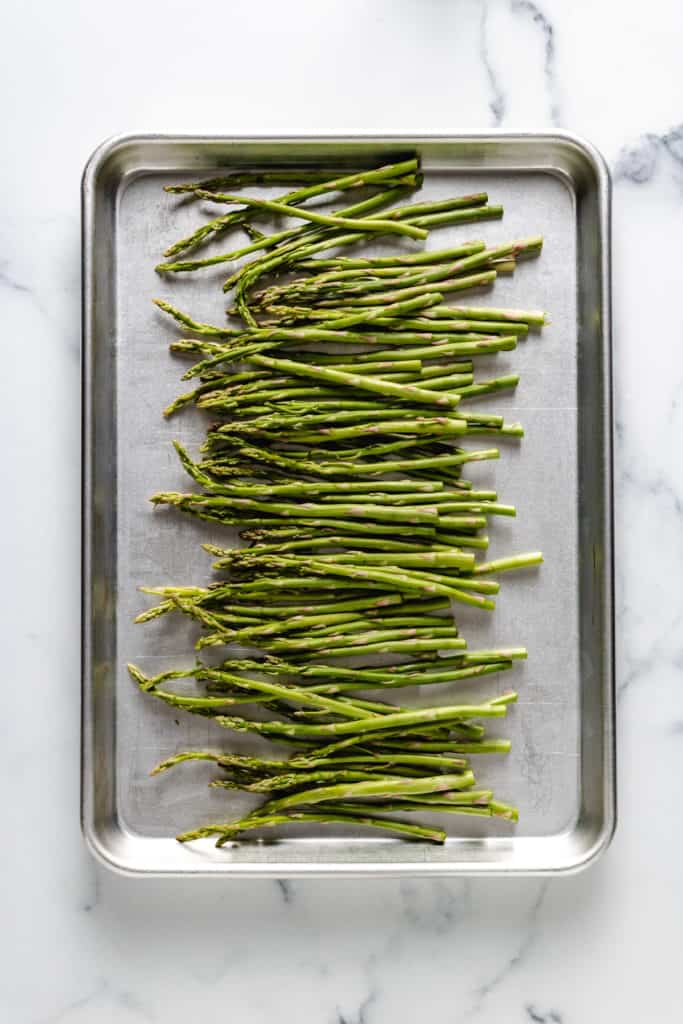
[{"left": 3, "top": 0, "right": 683, "bottom": 1020}]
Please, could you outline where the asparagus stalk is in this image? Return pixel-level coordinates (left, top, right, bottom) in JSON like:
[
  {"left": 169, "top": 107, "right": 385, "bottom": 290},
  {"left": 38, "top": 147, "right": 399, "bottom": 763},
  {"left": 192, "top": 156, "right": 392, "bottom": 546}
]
[
  {"left": 454, "top": 375, "right": 519, "bottom": 399},
  {"left": 406, "top": 205, "right": 503, "bottom": 228},
  {"left": 297, "top": 638, "right": 468, "bottom": 658},
  {"left": 420, "top": 304, "right": 547, "bottom": 327},
  {"left": 295, "top": 244, "right": 486, "bottom": 271},
  {"left": 313, "top": 293, "right": 445, "bottom": 331},
  {"left": 267, "top": 557, "right": 492, "bottom": 607},
  {"left": 194, "top": 668, "right": 379, "bottom": 720},
  {"left": 200, "top": 438, "right": 500, "bottom": 477},
  {"left": 269, "top": 550, "right": 476, "bottom": 570},
  {"left": 306, "top": 615, "right": 455, "bottom": 637},
  {"left": 210, "top": 769, "right": 417, "bottom": 792},
  {"left": 152, "top": 749, "right": 469, "bottom": 775},
  {"left": 212, "top": 702, "right": 506, "bottom": 741},
  {"left": 320, "top": 800, "right": 492, "bottom": 816},
  {"left": 257, "top": 771, "right": 476, "bottom": 814},
  {"left": 261, "top": 627, "right": 462, "bottom": 654},
  {"left": 316, "top": 270, "right": 497, "bottom": 308},
  {"left": 164, "top": 165, "right": 419, "bottom": 195},
  {"left": 246, "top": 352, "right": 462, "bottom": 407},
  {"left": 374, "top": 317, "right": 529, "bottom": 335},
  {"left": 151, "top": 491, "right": 441, "bottom": 526},
  {"left": 276, "top": 418, "right": 469, "bottom": 443},
  {"left": 177, "top": 811, "right": 447, "bottom": 845},
  {"left": 287, "top": 752, "right": 468, "bottom": 772},
  {"left": 153, "top": 299, "right": 240, "bottom": 337},
  {"left": 308, "top": 661, "right": 513, "bottom": 692},
  {"left": 194, "top": 189, "right": 428, "bottom": 240},
  {"left": 376, "top": 739, "right": 512, "bottom": 754},
  {"left": 174, "top": 443, "right": 446, "bottom": 494},
  {"left": 472, "top": 552, "right": 544, "bottom": 574},
  {"left": 211, "top": 654, "right": 514, "bottom": 686}
]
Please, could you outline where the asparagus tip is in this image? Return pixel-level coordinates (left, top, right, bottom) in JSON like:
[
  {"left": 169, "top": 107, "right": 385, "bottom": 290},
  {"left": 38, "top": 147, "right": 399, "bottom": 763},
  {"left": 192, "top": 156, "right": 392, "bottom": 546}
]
[{"left": 127, "top": 662, "right": 155, "bottom": 691}]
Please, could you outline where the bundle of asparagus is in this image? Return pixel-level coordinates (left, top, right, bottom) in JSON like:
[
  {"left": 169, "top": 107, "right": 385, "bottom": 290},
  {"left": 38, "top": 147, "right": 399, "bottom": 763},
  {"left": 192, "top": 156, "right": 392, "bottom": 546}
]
[
  {"left": 133, "top": 155, "right": 546, "bottom": 846},
  {"left": 129, "top": 658, "right": 519, "bottom": 844}
]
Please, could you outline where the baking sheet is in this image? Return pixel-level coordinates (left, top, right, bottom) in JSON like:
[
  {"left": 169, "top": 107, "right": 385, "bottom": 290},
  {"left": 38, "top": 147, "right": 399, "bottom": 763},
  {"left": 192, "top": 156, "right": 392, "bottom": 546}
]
[{"left": 82, "top": 135, "right": 614, "bottom": 875}]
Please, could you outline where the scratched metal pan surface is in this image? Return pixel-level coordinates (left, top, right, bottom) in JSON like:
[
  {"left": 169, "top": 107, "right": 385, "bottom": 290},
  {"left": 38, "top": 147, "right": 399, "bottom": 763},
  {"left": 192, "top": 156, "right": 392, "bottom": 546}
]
[{"left": 81, "top": 134, "right": 614, "bottom": 876}]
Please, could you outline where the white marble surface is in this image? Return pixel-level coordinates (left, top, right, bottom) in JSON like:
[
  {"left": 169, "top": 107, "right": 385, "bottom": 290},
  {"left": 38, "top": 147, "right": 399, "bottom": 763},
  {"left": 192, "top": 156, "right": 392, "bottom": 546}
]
[{"left": 2, "top": 0, "right": 683, "bottom": 1020}]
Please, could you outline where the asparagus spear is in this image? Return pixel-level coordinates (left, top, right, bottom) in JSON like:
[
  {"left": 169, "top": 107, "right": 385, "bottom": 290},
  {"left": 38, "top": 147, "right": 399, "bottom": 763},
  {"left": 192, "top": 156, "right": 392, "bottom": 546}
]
[
  {"left": 256, "top": 771, "right": 476, "bottom": 814},
  {"left": 287, "top": 752, "right": 468, "bottom": 772},
  {"left": 164, "top": 166, "right": 418, "bottom": 194},
  {"left": 312, "top": 271, "right": 495, "bottom": 309},
  {"left": 295, "top": 244, "right": 486, "bottom": 271},
  {"left": 151, "top": 749, "right": 469, "bottom": 775},
  {"left": 319, "top": 800, "right": 492, "bottom": 816},
  {"left": 372, "top": 317, "right": 529, "bottom": 335},
  {"left": 210, "top": 769, "right": 419, "bottom": 792},
  {"left": 472, "top": 552, "right": 544, "bottom": 574},
  {"left": 177, "top": 811, "right": 447, "bottom": 845},
  {"left": 420, "top": 304, "right": 547, "bottom": 326},
  {"left": 246, "top": 352, "right": 463, "bottom": 407},
  {"left": 194, "top": 189, "right": 428, "bottom": 240},
  {"left": 151, "top": 492, "right": 441, "bottom": 527},
  {"left": 212, "top": 702, "right": 506, "bottom": 741}
]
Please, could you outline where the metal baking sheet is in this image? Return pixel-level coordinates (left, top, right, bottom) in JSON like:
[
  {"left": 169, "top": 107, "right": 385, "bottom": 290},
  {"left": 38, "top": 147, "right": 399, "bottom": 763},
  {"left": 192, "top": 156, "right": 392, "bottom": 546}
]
[{"left": 82, "top": 134, "right": 614, "bottom": 876}]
